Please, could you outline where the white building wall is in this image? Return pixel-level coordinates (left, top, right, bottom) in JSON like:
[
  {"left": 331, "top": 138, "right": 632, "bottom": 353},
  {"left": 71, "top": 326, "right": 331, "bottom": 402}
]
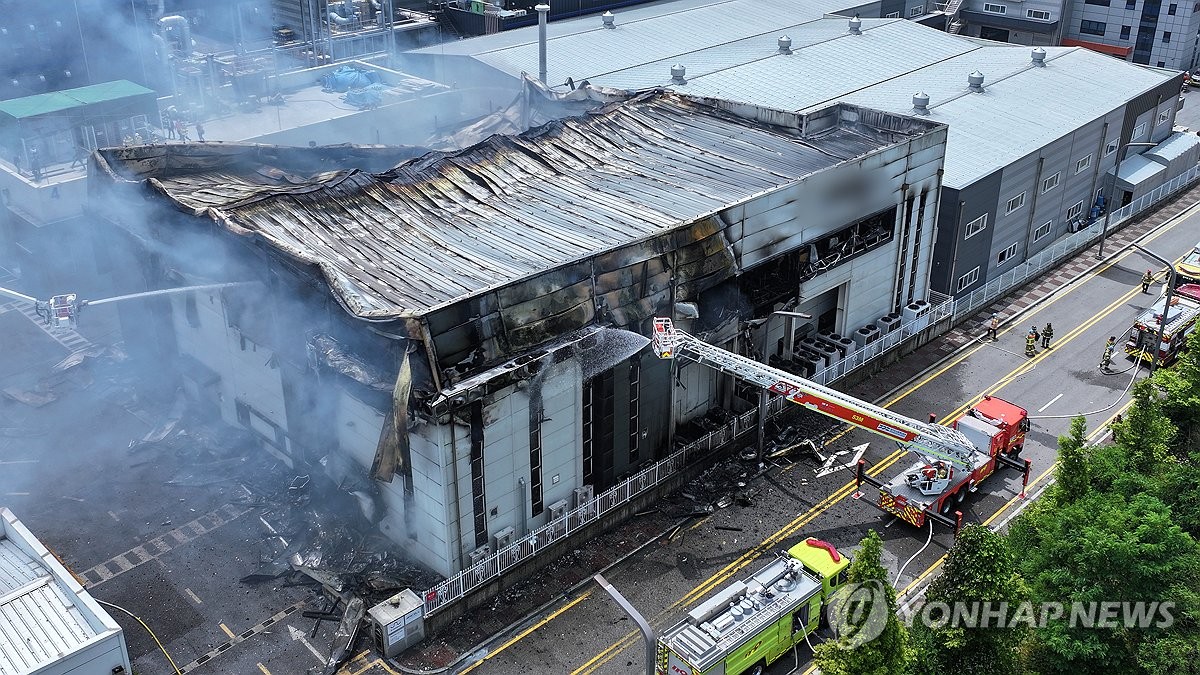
[
  {"left": 406, "top": 421, "right": 456, "bottom": 575},
  {"left": 170, "top": 291, "right": 289, "bottom": 454},
  {"left": 537, "top": 360, "right": 583, "bottom": 523}
]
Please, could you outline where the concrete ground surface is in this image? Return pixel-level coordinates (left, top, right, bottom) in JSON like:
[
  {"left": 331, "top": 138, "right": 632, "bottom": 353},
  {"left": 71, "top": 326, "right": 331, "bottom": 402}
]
[{"left": 0, "top": 180, "right": 1197, "bottom": 675}]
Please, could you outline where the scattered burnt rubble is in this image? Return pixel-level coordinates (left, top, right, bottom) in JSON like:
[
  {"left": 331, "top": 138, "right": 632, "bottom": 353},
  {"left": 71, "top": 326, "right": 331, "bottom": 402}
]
[
  {"left": 130, "top": 404, "right": 439, "bottom": 672},
  {"left": 3, "top": 345, "right": 132, "bottom": 408}
]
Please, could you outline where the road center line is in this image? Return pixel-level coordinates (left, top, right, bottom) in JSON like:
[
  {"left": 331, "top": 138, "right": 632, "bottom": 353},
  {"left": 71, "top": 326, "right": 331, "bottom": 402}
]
[
  {"left": 569, "top": 231, "right": 1191, "bottom": 674},
  {"left": 1037, "top": 393, "right": 1063, "bottom": 413}
]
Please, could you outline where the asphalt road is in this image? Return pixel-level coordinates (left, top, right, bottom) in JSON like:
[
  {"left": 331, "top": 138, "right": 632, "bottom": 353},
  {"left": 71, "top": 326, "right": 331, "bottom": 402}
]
[{"left": 456, "top": 201, "right": 1200, "bottom": 675}]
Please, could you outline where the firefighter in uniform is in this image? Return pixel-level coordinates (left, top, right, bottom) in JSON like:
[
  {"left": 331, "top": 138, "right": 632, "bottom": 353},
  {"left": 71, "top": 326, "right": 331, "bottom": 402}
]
[
  {"left": 1100, "top": 336, "right": 1117, "bottom": 370},
  {"left": 1142, "top": 270, "right": 1154, "bottom": 293},
  {"left": 1025, "top": 327, "right": 1038, "bottom": 357},
  {"left": 1041, "top": 323, "right": 1054, "bottom": 349}
]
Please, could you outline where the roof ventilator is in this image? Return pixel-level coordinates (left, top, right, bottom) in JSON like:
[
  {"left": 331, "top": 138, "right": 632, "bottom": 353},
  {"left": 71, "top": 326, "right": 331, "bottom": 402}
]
[
  {"left": 913, "top": 91, "right": 930, "bottom": 115},
  {"left": 602, "top": 11, "right": 615, "bottom": 28},
  {"left": 849, "top": 15, "right": 862, "bottom": 34},
  {"left": 968, "top": 70, "right": 985, "bottom": 92},
  {"left": 778, "top": 35, "right": 792, "bottom": 54},
  {"left": 1031, "top": 47, "right": 1046, "bottom": 66},
  {"left": 670, "top": 64, "right": 687, "bottom": 85}
]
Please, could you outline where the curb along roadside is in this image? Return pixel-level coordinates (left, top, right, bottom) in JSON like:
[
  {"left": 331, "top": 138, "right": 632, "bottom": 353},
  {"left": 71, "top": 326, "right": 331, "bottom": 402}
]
[
  {"left": 394, "top": 515, "right": 692, "bottom": 675},
  {"left": 395, "top": 192, "right": 1200, "bottom": 675}
]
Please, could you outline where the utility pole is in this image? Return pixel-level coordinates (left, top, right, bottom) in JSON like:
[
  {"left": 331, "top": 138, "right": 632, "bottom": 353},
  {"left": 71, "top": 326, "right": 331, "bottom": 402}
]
[
  {"left": 594, "top": 574, "right": 655, "bottom": 675},
  {"left": 1131, "top": 243, "right": 1178, "bottom": 375}
]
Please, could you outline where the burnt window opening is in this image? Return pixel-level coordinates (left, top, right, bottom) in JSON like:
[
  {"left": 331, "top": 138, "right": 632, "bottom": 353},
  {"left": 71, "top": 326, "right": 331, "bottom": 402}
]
[
  {"left": 529, "top": 402, "right": 544, "bottom": 518},
  {"left": 470, "top": 401, "right": 487, "bottom": 549},
  {"left": 628, "top": 358, "right": 641, "bottom": 464},
  {"left": 906, "top": 192, "right": 927, "bottom": 305},
  {"left": 743, "top": 206, "right": 897, "bottom": 309},
  {"left": 234, "top": 398, "right": 287, "bottom": 451},
  {"left": 582, "top": 382, "right": 594, "bottom": 487},
  {"left": 184, "top": 294, "right": 200, "bottom": 328}
]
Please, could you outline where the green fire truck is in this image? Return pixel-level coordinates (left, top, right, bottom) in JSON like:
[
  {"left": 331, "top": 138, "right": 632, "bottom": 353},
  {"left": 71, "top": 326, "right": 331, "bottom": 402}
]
[{"left": 655, "top": 538, "right": 850, "bottom": 675}]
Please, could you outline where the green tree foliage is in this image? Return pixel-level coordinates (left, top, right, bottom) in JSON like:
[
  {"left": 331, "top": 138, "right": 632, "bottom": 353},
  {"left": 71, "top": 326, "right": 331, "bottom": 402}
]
[
  {"left": 812, "top": 530, "right": 911, "bottom": 675},
  {"left": 910, "top": 524, "right": 1028, "bottom": 675},
  {"left": 1155, "top": 328, "right": 1200, "bottom": 448},
  {"left": 1112, "top": 378, "right": 1177, "bottom": 473},
  {"left": 1055, "top": 416, "right": 1090, "bottom": 503},
  {"left": 1012, "top": 493, "right": 1200, "bottom": 674}
]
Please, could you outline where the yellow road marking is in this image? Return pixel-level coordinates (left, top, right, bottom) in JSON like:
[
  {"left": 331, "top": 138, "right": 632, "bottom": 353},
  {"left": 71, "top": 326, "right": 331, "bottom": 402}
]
[
  {"left": 257, "top": 663, "right": 272, "bottom": 675},
  {"left": 459, "top": 591, "right": 594, "bottom": 673},
  {"left": 220, "top": 622, "right": 236, "bottom": 640},
  {"left": 571, "top": 234, "right": 1187, "bottom": 674}
]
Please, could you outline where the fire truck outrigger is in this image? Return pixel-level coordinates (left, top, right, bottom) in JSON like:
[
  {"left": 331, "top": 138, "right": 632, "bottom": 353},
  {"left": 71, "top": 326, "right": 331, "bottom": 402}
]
[{"left": 651, "top": 317, "right": 1031, "bottom": 533}]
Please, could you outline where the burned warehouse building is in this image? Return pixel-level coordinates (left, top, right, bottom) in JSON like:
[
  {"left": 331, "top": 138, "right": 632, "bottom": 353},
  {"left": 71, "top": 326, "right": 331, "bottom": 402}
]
[{"left": 87, "top": 89, "right": 948, "bottom": 580}]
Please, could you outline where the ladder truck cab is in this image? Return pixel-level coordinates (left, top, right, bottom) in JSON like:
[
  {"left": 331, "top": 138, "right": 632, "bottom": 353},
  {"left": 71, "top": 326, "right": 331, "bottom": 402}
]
[
  {"left": 871, "top": 395, "right": 1029, "bottom": 530},
  {"left": 650, "top": 318, "right": 1031, "bottom": 534},
  {"left": 1125, "top": 283, "right": 1200, "bottom": 366},
  {"left": 656, "top": 538, "right": 850, "bottom": 675}
]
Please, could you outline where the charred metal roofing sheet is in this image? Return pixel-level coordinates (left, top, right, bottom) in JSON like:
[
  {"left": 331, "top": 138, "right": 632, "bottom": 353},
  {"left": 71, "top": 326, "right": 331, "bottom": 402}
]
[{"left": 146, "top": 94, "right": 915, "bottom": 318}]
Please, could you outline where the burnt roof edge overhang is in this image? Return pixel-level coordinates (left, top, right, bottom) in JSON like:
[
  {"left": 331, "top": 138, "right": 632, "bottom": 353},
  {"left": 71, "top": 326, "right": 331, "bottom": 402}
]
[
  {"left": 93, "top": 96, "right": 947, "bottom": 327},
  {"left": 368, "top": 99, "right": 949, "bottom": 320}
]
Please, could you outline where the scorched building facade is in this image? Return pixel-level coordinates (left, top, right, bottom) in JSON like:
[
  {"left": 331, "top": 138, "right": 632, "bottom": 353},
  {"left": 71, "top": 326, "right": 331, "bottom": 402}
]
[{"left": 89, "top": 90, "right": 947, "bottom": 577}]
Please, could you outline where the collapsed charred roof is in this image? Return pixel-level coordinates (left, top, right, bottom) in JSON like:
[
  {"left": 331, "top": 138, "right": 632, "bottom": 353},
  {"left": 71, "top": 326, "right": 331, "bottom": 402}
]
[{"left": 90, "top": 90, "right": 943, "bottom": 391}]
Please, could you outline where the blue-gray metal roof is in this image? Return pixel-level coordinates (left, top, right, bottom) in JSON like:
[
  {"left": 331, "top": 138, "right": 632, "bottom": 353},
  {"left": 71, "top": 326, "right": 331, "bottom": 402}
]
[
  {"left": 411, "top": 0, "right": 856, "bottom": 85},
  {"left": 411, "top": 0, "right": 1176, "bottom": 190},
  {"left": 1146, "top": 130, "right": 1200, "bottom": 163},
  {"left": 828, "top": 46, "right": 1175, "bottom": 186}
]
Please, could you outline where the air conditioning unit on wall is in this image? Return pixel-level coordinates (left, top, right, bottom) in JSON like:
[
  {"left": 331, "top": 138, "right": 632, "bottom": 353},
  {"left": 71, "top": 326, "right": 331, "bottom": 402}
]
[
  {"left": 548, "top": 499, "right": 569, "bottom": 520},
  {"left": 493, "top": 526, "right": 515, "bottom": 550},
  {"left": 468, "top": 545, "right": 491, "bottom": 565},
  {"left": 573, "top": 485, "right": 594, "bottom": 508}
]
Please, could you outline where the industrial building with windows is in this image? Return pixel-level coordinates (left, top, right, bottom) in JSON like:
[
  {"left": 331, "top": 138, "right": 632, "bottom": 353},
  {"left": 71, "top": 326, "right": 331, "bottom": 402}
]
[
  {"left": 1059, "top": 0, "right": 1200, "bottom": 69},
  {"left": 89, "top": 91, "right": 948, "bottom": 576},
  {"left": 404, "top": 1, "right": 1188, "bottom": 296}
]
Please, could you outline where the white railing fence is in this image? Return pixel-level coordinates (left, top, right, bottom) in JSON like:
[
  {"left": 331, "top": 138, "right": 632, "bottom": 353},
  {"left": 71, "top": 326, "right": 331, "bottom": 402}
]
[
  {"left": 421, "top": 164, "right": 1200, "bottom": 617},
  {"left": 953, "top": 163, "right": 1200, "bottom": 322}
]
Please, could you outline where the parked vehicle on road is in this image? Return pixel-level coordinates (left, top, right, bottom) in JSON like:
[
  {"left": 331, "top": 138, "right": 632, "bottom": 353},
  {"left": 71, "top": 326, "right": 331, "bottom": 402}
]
[
  {"left": 1125, "top": 283, "right": 1200, "bottom": 366},
  {"left": 656, "top": 538, "right": 849, "bottom": 675},
  {"left": 651, "top": 319, "right": 1031, "bottom": 534}
]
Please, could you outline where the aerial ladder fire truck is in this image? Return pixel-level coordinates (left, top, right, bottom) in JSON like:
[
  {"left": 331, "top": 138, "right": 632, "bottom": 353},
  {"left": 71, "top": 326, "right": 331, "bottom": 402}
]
[
  {"left": 1124, "top": 283, "right": 1200, "bottom": 367},
  {"left": 651, "top": 317, "right": 1032, "bottom": 534},
  {"left": 0, "top": 282, "right": 257, "bottom": 329}
]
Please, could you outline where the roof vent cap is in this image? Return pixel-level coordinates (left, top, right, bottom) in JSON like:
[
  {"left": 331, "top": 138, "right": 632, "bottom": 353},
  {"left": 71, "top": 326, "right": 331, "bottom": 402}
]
[
  {"left": 913, "top": 91, "right": 930, "bottom": 114},
  {"left": 968, "top": 70, "right": 985, "bottom": 92},
  {"left": 670, "top": 64, "right": 687, "bottom": 84},
  {"left": 778, "top": 35, "right": 792, "bottom": 54},
  {"left": 1031, "top": 47, "right": 1046, "bottom": 66},
  {"left": 849, "top": 15, "right": 862, "bottom": 34},
  {"left": 602, "top": 11, "right": 615, "bottom": 28}
]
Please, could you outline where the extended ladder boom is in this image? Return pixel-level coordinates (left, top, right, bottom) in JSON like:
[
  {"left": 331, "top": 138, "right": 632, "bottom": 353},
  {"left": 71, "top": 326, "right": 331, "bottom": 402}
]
[{"left": 652, "top": 318, "right": 977, "bottom": 469}]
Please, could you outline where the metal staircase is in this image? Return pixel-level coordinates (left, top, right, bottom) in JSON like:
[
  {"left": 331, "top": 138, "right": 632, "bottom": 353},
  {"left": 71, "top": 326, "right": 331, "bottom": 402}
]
[{"left": 942, "top": 0, "right": 966, "bottom": 34}]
